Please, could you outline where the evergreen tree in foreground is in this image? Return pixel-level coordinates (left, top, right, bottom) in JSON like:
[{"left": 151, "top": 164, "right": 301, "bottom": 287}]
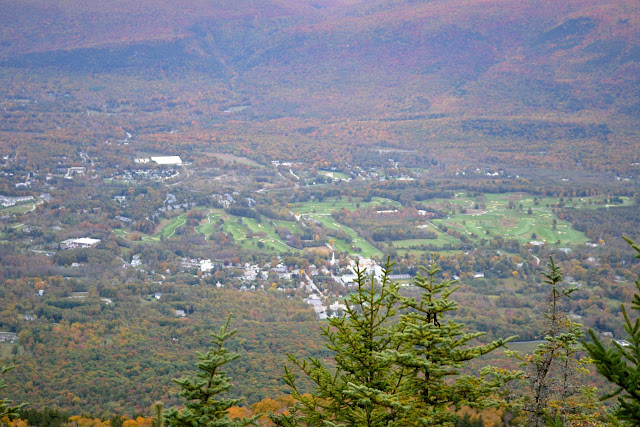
[
  {"left": 584, "top": 237, "right": 640, "bottom": 423},
  {"left": 270, "top": 259, "right": 406, "bottom": 426},
  {"left": 386, "top": 263, "right": 520, "bottom": 425},
  {"left": 508, "top": 257, "right": 603, "bottom": 426},
  {"left": 1, "top": 366, "right": 25, "bottom": 424},
  {"left": 271, "top": 260, "right": 519, "bottom": 426},
  {"left": 164, "top": 315, "right": 257, "bottom": 427}
]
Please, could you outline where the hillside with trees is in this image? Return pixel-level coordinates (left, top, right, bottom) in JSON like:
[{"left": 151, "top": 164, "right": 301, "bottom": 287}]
[{"left": 0, "top": 0, "right": 639, "bottom": 175}]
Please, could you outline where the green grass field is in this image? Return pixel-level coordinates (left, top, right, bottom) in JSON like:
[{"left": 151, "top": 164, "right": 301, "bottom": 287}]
[
  {"left": 318, "top": 170, "right": 351, "bottom": 180},
  {"left": 103, "top": 178, "right": 131, "bottom": 185},
  {"left": 0, "top": 342, "right": 16, "bottom": 358},
  {"left": 293, "top": 197, "right": 400, "bottom": 258},
  {"left": 243, "top": 218, "right": 298, "bottom": 252},
  {"left": 310, "top": 213, "right": 382, "bottom": 258},
  {"left": 392, "top": 223, "right": 462, "bottom": 249},
  {"left": 0, "top": 203, "right": 35, "bottom": 214},
  {"left": 162, "top": 214, "right": 186, "bottom": 238},
  {"left": 216, "top": 217, "right": 293, "bottom": 252},
  {"left": 195, "top": 210, "right": 221, "bottom": 236},
  {"left": 429, "top": 193, "right": 589, "bottom": 246},
  {"left": 113, "top": 197, "right": 392, "bottom": 257},
  {"left": 201, "top": 197, "right": 389, "bottom": 257},
  {"left": 115, "top": 193, "right": 631, "bottom": 259},
  {"left": 570, "top": 196, "right": 633, "bottom": 209},
  {"left": 141, "top": 213, "right": 187, "bottom": 242},
  {"left": 192, "top": 208, "right": 298, "bottom": 253},
  {"left": 222, "top": 218, "right": 248, "bottom": 242}
]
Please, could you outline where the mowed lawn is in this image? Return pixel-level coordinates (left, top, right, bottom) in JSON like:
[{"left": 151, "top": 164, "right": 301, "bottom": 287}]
[
  {"left": 392, "top": 234, "right": 460, "bottom": 249},
  {"left": 0, "top": 343, "right": 14, "bottom": 358},
  {"left": 192, "top": 208, "right": 299, "bottom": 253},
  {"left": 141, "top": 213, "right": 187, "bottom": 242},
  {"left": 188, "top": 198, "right": 391, "bottom": 257},
  {"left": 113, "top": 197, "right": 395, "bottom": 258},
  {"left": 212, "top": 215, "right": 299, "bottom": 253},
  {"left": 310, "top": 214, "right": 382, "bottom": 258},
  {"left": 431, "top": 193, "right": 589, "bottom": 246},
  {"left": 194, "top": 210, "right": 220, "bottom": 236},
  {"left": 0, "top": 203, "right": 36, "bottom": 214},
  {"left": 243, "top": 218, "right": 298, "bottom": 252},
  {"left": 114, "top": 193, "right": 615, "bottom": 256}
]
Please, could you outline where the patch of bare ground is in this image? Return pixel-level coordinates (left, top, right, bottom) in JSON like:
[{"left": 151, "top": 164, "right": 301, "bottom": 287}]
[
  {"left": 498, "top": 217, "right": 518, "bottom": 228},
  {"left": 304, "top": 246, "right": 332, "bottom": 257},
  {"left": 507, "top": 192, "right": 527, "bottom": 201},
  {"left": 203, "top": 152, "right": 263, "bottom": 167}
]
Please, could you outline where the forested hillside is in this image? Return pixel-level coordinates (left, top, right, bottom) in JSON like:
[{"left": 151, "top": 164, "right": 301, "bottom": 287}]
[{"left": 0, "top": 0, "right": 639, "bottom": 174}]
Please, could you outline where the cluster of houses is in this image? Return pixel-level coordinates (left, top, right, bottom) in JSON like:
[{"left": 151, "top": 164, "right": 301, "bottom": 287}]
[
  {"left": 103, "top": 156, "right": 185, "bottom": 185},
  {"left": 64, "top": 167, "right": 86, "bottom": 179},
  {"left": 211, "top": 192, "right": 238, "bottom": 208},
  {"left": 180, "top": 258, "right": 290, "bottom": 282},
  {"left": 180, "top": 258, "right": 217, "bottom": 273},
  {"left": 0, "top": 332, "right": 18, "bottom": 343},
  {"left": 150, "top": 193, "right": 198, "bottom": 219},
  {"left": 0, "top": 194, "right": 34, "bottom": 207},
  {"left": 176, "top": 254, "right": 397, "bottom": 319},
  {"left": 115, "top": 215, "right": 133, "bottom": 224},
  {"left": 112, "top": 192, "right": 197, "bottom": 224},
  {"left": 116, "top": 168, "right": 180, "bottom": 183},
  {"left": 304, "top": 294, "right": 348, "bottom": 320}
]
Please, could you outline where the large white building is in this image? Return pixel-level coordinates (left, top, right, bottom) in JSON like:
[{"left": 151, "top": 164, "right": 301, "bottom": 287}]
[
  {"left": 134, "top": 156, "right": 183, "bottom": 165},
  {"left": 60, "top": 238, "right": 101, "bottom": 249},
  {"left": 151, "top": 156, "right": 182, "bottom": 165}
]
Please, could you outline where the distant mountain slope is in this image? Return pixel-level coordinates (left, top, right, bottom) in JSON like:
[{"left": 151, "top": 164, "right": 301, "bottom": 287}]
[
  {"left": 5, "top": 0, "right": 637, "bottom": 110},
  {"left": 0, "top": 0, "right": 336, "bottom": 57},
  {"left": 1, "top": 0, "right": 638, "bottom": 172}
]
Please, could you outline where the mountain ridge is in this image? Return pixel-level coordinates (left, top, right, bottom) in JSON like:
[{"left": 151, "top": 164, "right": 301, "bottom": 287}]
[{"left": 1, "top": 0, "right": 638, "bottom": 173}]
